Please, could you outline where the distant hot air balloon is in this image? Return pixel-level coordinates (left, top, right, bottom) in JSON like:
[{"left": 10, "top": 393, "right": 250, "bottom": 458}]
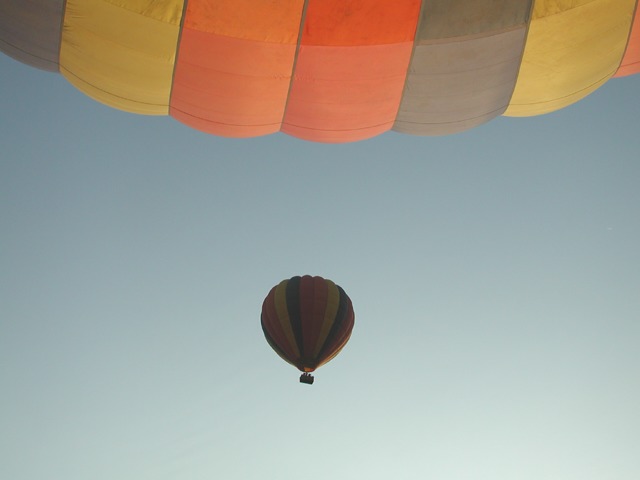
[
  {"left": 261, "top": 275, "right": 355, "bottom": 384},
  {"left": 1, "top": 0, "right": 639, "bottom": 143}
]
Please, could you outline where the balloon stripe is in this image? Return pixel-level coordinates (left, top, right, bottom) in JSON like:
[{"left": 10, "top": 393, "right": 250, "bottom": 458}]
[
  {"left": 261, "top": 287, "right": 299, "bottom": 365},
  {"left": 505, "top": 0, "right": 637, "bottom": 116},
  {"left": 179, "top": 0, "right": 302, "bottom": 42},
  {"left": 328, "top": 312, "right": 356, "bottom": 367},
  {"left": 395, "top": 0, "right": 531, "bottom": 135},
  {"left": 298, "top": 276, "right": 323, "bottom": 366},
  {"left": 59, "top": 0, "right": 182, "bottom": 115},
  {"left": 615, "top": 1, "right": 640, "bottom": 77},
  {"left": 415, "top": 0, "right": 532, "bottom": 39},
  {"left": 274, "top": 280, "right": 301, "bottom": 361},
  {"left": 281, "top": 0, "right": 420, "bottom": 142},
  {"left": 297, "top": 276, "right": 314, "bottom": 361},
  {"left": 282, "top": 43, "right": 415, "bottom": 142},
  {"left": 0, "top": 0, "right": 65, "bottom": 71},
  {"left": 316, "top": 286, "right": 353, "bottom": 364},
  {"left": 261, "top": 316, "right": 298, "bottom": 369},
  {"left": 312, "top": 280, "right": 341, "bottom": 358},
  {"left": 317, "top": 330, "right": 353, "bottom": 369},
  {"left": 295, "top": 0, "right": 421, "bottom": 46},
  {"left": 285, "top": 276, "right": 305, "bottom": 359},
  {"left": 169, "top": 0, "right": 303, "bottom": 137}
]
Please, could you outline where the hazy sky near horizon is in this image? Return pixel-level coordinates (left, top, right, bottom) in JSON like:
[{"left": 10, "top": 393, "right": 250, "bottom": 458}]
[{"left": 1, "top": 53, "right": 640, "bottom": 480}]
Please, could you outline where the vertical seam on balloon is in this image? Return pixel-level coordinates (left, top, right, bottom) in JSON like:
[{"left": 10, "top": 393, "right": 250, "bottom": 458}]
[
  {"left": 307, "top": 276, "right": 319, "bottom": 368},
  {"left": 168, "top": 0, "right": 190, "bottom": 111},
  {"left": 280, "top": 0, "right": 310, "bottom": 130},
  {"left": 299, "top": 276, "right": 317, "bottom": 367},
  {"left": 306, "top": 276, "right": 327, "bottom": 368},
  {"left": 504, "top": 0, "right": 536, "bottom": 110},
  {"left": 392, "top": 0, "right": 426, "bottom": 131},
  {"left": 286, "top": 277, "right": 305, "bottom": 361}
]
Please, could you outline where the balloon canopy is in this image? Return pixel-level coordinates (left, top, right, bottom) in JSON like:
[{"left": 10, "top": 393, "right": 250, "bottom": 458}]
[
  {"left": 1, "top": 0, "right": 639, "bottom": 143},
  {"left": 261, "top": 275, "right": 355, "bottom": 381}
]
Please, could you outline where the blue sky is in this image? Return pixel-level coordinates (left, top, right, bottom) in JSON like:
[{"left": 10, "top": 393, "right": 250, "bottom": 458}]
[{"left": 1, "top": 53, "right": 640, "bottom": 480}]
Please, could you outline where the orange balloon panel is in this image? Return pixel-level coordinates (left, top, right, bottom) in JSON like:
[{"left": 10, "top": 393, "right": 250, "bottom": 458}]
[
  {"left": 282, "top": 42, "right": 415, "bottom": 142},
  {"left": 282, "top": 0, "right": 421, "bottom": 142},
  {"left": 170, "top": 0, "right": 303, "bottom": 137},
  {"left": 170, "top": 29, "right": 298, "bottom": 137}
]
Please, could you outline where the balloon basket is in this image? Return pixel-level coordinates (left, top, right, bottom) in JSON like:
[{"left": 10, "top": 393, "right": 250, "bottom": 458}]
[{"left": 299, "top": 373, "right": 314, "bottom": 385}]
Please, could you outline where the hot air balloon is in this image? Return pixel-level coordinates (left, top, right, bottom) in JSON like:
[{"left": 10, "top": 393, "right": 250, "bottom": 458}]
[
  {"left": 1, "top": 0, "right": 638, "bottom": 143},
  {"left": 261, "top": 275, "right": 355, "bottom": 384}
]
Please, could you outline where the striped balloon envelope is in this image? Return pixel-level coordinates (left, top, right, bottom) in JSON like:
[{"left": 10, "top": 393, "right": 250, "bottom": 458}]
[
  {"left": 1, "top": 0, "right": 639, "bottom": 143},
  {"left": 261, "top": 276, "right": 354, "bottom": 383}
]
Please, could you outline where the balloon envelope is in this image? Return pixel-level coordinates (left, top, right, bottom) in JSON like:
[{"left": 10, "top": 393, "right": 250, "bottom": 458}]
[
  {"left": 261, "top": 275, "right": 355, "bottom": 373},
  {"left": 1, "top": 0, "right": 639, "bottom": 143}
]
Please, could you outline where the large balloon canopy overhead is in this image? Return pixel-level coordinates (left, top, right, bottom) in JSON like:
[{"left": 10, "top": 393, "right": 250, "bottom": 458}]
[
  {"left": 261, "top": 276, "right": 355, "bottom": 384},
  {"left": 1, "top": 0, "right": 639, "bottom": 143}
]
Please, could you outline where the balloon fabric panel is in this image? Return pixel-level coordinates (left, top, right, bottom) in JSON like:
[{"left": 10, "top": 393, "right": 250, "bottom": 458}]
[
  {"left": 315, "top": 285, "right": 354, "bottom": 368},
  {"left": 273, "top": 280, "right": 302, "bottom": 361},
  {"left": 0, "top": 0, "right": 65, "bottom": 71},
  {"left": 296, "top": 0, "right": 421, "bottom": 46},
  {"left": 318, "top": 329, "right": 353, "bottom": 369},
  {"left": 416, "top": 0, "right": 531, "bottom": 38},
  {"left": 179, "top": 0, "right": 302, "bottom": 42},
  {"left": 261, "top": 317, "right": 297, "bottom": 370},
  {"left": 261, "top": 284, "right": 300, "bottom": 367},
  {"left": 285, "top": 277, "right": 306, "bottom": 361},
  {"left": 282, "top": 42, "right": 415, "bottom": 142},
  {"left": 505, "top": 0, "right": 637, "bottom": 116},
  {"left": 281, "top": 0, "right": 421, "bottom": 142},
  {"left": 170, "top": 0, "right": 303, "bottom": 137},
  {"left": 312, "top": 279, "right": 342, "bottom": 362},
  {"left": 299, "top": 276, "right": 329, "bottom": 360},
  {"left": 60, "top": 0, "right": 182, "bottom": 115},
  {"left": 394, "top": 0, "right": 532, "bottom": 136}
]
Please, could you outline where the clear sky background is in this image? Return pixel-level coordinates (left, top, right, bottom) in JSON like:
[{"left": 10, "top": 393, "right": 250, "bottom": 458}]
[{"left": 1, "top": 52, "right": 639, "bottom": 480}]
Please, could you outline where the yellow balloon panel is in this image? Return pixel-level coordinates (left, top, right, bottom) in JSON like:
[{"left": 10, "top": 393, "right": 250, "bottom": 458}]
[
  {"left": 60, "top": 0, "right": 183, "bottom": 115},
  {"left": 505, "top": 0, "right": 636, "bottom": 116}
]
